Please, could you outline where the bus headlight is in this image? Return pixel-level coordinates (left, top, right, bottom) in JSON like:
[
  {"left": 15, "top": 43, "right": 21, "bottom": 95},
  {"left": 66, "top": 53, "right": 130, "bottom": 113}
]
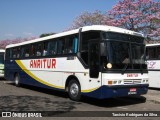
[{"left": 106, "top": 63, "right": 112, "bottom": 69}]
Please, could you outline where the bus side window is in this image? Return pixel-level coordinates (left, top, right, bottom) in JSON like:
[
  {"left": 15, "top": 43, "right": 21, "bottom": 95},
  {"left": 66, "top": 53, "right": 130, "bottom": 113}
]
[
  {"left": 57, "top": 39, "right": 65, "bottom": 55},
  {"left": 73, "top": 37, "right": 78, "bottom": 53},
  {"left": 66, "top": 36, "right": 78, "bottom": 54},
  {"left": 147, "top": 47, "right": 156, "bottom": 59},
  {"left": 81, "top": 31, "right": 100, "bottom": 65},
  {"left": 12, "top": 48, "right": 17, "bottom": 58},
  {"left": 36, "top": 43, "right": 43, "bottom": 57},
  {"left": 43, "top": 42, "right": 48, "bottom": 56},
  {"left": 21, "top": 47, "right": 24, "bottom": 58},
  {"left": 31, "top": 44, "right": 36, "bottom": 57},
  {"left": 10, "top": 49, "right": 12, "bottom": 59},
  {"left": 157, "top": 47, "right": 160, "bottom": 59},
  {"left": 6, "top": 49, "right": 10, "bottom": 60},
  {"left": 25, "top": 45, "right": 30, "bottom": 58},
  {"left": 21, "top": 45, "right": 30, "bottom": 58},
  {"left": 66, "top": 36, "right": 73, "bottom": 54},
  {"left": 17, "top": 47, "right": 21, "bottom": 58},
  {"left": 47, "top": 40, "right": 57, "bottom": 56}
]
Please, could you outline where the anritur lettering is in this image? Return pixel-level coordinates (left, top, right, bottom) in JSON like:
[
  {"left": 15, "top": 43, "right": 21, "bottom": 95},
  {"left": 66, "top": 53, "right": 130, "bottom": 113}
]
[{"left": 30, "top": 59, "right": 56, "bottom": 69}]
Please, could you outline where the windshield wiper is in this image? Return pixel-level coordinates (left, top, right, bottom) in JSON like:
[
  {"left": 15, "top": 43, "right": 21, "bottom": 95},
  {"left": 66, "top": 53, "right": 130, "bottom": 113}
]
[
  {"left": 140, "top": 59, "right": 144, "bottom": 74},
  {"left": 121, "top": 62, "right": 129, "bottom": 75}
]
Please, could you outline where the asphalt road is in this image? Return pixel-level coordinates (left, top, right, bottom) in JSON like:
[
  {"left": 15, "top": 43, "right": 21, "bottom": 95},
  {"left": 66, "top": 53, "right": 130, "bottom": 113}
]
[{"left": 0, "top": 79, "right": 160, "bottom": 120}]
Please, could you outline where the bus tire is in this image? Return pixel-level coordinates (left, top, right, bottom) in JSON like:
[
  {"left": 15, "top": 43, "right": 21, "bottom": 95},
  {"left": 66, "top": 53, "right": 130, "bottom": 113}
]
[
  {"left": 68, "top": 79, "right": 81, "bottom": 101},
  {"left": 14, "top": 74, "right": 20, "bottom": 87}
]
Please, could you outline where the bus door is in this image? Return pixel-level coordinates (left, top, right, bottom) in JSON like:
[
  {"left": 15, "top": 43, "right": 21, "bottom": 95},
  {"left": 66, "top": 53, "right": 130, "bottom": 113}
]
[{"left": 88, "top": 41, "right": 100, "bottom": 79}]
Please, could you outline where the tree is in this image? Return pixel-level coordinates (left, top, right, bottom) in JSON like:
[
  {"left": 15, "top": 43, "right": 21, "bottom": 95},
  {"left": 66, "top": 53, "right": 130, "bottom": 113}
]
[
  {"left": 0, "top": 37, "right": 36, "bottom": 49},
  {"left": 39, "top": 33, "right": 56, "bottom": 38},
  {"left": 67, "top": 11, "right": 105, "bottom": 30},
  {"left": 104, "top": 0, "right": 160, "bottom": 39}
]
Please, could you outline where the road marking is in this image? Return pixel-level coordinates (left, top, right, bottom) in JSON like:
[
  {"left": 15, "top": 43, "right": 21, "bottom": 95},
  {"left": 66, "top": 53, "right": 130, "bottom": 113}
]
[
  {"left": 116, "top": 107, "right": 128, "bottom": 110},
  {"left": 3, "top": 81, "right": 14, "bottom": 84}
]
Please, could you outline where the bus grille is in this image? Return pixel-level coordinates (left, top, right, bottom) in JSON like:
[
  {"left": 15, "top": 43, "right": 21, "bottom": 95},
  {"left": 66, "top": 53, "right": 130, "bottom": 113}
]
[{"left": 124, "top": 79, "right": 142, "bottom": 84}]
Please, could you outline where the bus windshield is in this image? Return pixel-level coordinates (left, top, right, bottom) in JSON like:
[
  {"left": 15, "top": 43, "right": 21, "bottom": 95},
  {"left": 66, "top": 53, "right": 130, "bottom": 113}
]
[
  {"left": 102, "top": 32, "right": 147, "bottom": 71},
  {"left": 0, "top": 53, "right": 4, "bottom": 64}
]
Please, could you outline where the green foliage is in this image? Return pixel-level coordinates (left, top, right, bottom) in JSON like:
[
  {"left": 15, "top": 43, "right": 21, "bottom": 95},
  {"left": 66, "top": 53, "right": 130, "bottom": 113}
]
[{"left": 40, "top": 33, "right": 56, "bottom": 38}]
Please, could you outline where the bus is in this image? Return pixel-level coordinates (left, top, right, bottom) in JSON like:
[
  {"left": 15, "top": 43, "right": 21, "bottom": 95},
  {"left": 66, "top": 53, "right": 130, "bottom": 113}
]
[
  {"left": 146, "top": 44, "right": 160, "bottom": 88},
  {"left": 5, "top": 25, "right": 149, "bottom": 101},
  {"left": 0, "top": 49, "right": 5, "bottom": 78}
]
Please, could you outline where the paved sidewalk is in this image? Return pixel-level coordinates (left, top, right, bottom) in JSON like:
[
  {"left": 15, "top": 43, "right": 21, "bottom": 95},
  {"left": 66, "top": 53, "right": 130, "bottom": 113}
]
[{"left": 144, "top": 89, "right": 160, "bottom": 104}]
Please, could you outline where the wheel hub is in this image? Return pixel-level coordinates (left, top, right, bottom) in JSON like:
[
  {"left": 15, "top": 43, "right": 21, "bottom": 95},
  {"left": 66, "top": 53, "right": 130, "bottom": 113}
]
[{"left": 70, "top": 83, "right": 79, "bottom": 97}]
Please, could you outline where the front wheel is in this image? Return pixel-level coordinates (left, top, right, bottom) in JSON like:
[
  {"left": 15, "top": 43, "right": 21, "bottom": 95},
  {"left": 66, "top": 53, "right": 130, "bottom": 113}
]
[
  {"left": 68, "top": 79, "right": 81, "bottom": 101},
  {"left": 14, "top": 74, "right": 20, "bottom": 87}
]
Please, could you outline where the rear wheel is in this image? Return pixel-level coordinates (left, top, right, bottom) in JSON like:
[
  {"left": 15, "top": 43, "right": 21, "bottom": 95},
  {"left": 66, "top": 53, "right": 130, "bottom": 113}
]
[
  {"left": 68, "top": 79, "right": 81, "bottom": 101},
  {"left": 14, "top": 74, "right": 20, "bottom": 87}
]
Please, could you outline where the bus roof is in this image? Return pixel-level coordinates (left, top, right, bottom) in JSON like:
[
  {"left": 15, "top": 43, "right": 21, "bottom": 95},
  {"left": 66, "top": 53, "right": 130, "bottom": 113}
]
[
  {"left": 0, "top": 49, "right": 5, "bottom": 52},
  {"left": 146, "top": 43, "right": 160, "bottom": 47},
  {"left": 6, "top": 25, "right": 144, "bottom": 48}
]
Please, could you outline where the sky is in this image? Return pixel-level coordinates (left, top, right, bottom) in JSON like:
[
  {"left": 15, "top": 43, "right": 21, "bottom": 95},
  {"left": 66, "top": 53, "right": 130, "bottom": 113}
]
[{"left": 0, "top": 0, "right": 118, "bottom": 40}]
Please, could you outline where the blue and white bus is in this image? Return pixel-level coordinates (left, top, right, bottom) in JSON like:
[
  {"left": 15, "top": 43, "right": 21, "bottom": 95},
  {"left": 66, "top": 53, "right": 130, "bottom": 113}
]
[
  {"left": 0, "top": 49, "right": 5, "bottom": 77},
  {"left": 5, "top": 25, "right": 149, "bottom": 101}
]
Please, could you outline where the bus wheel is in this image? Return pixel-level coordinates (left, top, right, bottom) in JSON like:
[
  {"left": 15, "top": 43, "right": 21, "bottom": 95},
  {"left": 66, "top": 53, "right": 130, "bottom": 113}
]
[
  {"left": 68, "top": 79, "right": 81, "bottom": 101},
  {"left": 14, "top": 74, "right": 20, "bottom": 87}
]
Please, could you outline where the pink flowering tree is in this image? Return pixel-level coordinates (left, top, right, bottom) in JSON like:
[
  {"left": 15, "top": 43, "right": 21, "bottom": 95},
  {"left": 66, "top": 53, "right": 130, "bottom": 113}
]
[
  {"left": 66, "top": 11, "right": 106, "bottom": 30},
  {"left": 104, "top": 0, "right": 160, "bottom": 39},
  {"left": 0, "top": 37, "right": 36, "bottom": 49}
]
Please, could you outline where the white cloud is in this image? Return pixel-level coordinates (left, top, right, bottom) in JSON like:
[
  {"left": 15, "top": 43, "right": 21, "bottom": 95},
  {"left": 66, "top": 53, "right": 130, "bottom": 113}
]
[
  {"left": 23, "top": 32, "right": 33, "bottom": 36},
  {"left": 5, "top": 33, "right": 14, "bottom": 37}
]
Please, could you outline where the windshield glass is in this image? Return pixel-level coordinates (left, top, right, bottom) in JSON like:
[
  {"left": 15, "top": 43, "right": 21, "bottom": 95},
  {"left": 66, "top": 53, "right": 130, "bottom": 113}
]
[
  {"left": 102, "top": 32, "right": 147, "bottom": 71},
  {"left": 0, "top": 53, "right": 4, "bottom": 64},
  {"left": 132, "top": 44, "right": 145, "bottom": 64},
  {"left": 108, "top": 41, "right": 132, "bottom": 69}
]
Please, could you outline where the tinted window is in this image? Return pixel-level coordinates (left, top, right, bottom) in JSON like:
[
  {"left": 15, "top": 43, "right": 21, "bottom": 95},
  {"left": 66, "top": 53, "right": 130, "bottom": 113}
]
[
  {"left": 66, "top": 35, "right": 78, "bottom": 54},
  {"left": 81, "top": 31, "right": 100, "bottom": 65},
  {"left": 8, "top": 47, "right": 21, "bottom": 59},
  {"left": 21, "top": 45, "right": 30, "bottom": 58},
  {"left": 103, "top": 32, "right": 144, "bottom": 43},
  {"left": 42, "top": 42, "right": 48, "bottom": 56},
  {"left": 12, "top": 48, "right": 17, "bottom": 58},
  {"left": 82, "top": 31, "right": 100, "bottom": 51},
  {"left": 47, "top": 40, "right": 57, "bottom": 56},
  {"left": 6, "top": 49, "right": 10, "bottom": 59},
  {"left": 157, "top": 46, "right": 160, "bottom": 59},
  {"left": 16, "top": 47, "right": 21, "bottom": 58},
  {"left": 146, "top": 46, "right": 160, "bottom": 60},
  {"left": 36, "top": 43, "right": 43, "bottom": 57},
  {"left": 57, "top": 39, "right": 66, "bottom": 55},
  {"left": 0, "top": 53, "right": 4, "bottom": 64}
]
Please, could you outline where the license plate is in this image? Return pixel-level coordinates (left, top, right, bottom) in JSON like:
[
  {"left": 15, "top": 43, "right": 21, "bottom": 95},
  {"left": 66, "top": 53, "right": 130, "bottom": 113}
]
[
  {"left": 130, "top": 88, "right": 137, "bottom": 92},
  {"left": 128, "top": 88, "right": 137, "bottom": 95}
]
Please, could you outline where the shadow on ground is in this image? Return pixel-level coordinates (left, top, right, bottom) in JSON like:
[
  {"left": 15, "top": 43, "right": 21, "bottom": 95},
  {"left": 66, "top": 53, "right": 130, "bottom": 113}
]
[
  {"left": 0, "top": 95, "right": 79, "bottom": 111},
  {"left": 149, "top": 87, "right": 160, "bottom": 91},
  {"left": 81, "top": 95, "right": 146, "bottom": 108},
  {"left": 4, "top": 83, "right": 147, "bottom": 110},
  {"left": 0, "top": 78, "right": 5, "bottom": 81}
]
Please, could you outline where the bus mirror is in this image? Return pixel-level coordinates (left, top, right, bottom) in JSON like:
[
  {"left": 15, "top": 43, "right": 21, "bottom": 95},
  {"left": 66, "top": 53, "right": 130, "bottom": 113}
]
[{"left": 100, "top": 43, "right": 106, "bottom": 56}]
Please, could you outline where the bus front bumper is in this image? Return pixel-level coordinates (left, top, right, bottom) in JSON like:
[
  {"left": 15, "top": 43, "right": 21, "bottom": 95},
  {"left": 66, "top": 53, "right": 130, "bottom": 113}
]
[{"left": 82, "top": 84, "right": 149, "bottom": 99}]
